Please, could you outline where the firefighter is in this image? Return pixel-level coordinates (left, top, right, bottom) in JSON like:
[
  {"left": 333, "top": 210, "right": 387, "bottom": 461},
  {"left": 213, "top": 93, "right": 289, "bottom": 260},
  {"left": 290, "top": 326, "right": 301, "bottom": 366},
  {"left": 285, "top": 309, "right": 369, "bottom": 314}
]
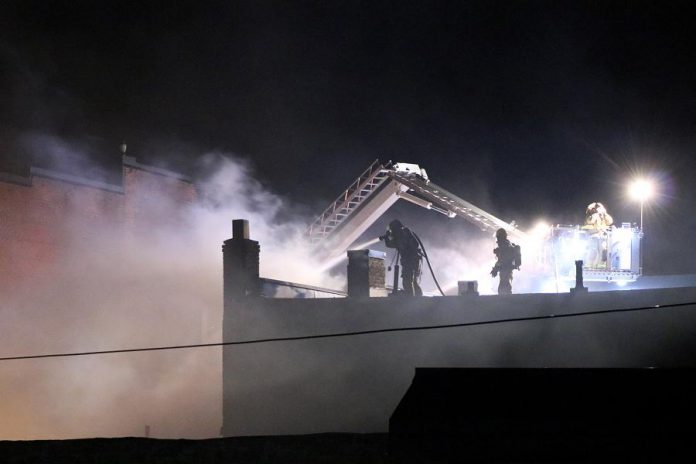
[
  {"left": 584, "top": 202, "right": 613, "bottom": 230},
  {"left": 490, "top": 228, "right": 521, "bottom": 295},
  {"left": 380, "top": 219, "right": 423, "bottom": 296},
  {"left": 583, "top": 202, "right": 613, "bottom": 268}
]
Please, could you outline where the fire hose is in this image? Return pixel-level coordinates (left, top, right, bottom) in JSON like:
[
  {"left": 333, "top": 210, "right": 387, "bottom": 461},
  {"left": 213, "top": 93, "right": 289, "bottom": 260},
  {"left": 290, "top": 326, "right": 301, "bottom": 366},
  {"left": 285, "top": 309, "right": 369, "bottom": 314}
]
[{"left": 412, "top": 232, "right": 447, "bottom": 296}]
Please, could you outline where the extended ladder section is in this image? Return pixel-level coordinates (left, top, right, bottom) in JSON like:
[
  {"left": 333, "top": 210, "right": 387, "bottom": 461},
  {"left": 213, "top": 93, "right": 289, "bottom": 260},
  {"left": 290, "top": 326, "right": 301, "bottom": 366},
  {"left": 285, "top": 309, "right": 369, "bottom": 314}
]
[
  {"left": 308, "top": 160, "right": 524, "bottom": 260},
  {"left": 387, "top": 170, "right": 524, "bottom": 238},
  {"left": 307, "top": 160, "right": 394, "bottom": 245}
]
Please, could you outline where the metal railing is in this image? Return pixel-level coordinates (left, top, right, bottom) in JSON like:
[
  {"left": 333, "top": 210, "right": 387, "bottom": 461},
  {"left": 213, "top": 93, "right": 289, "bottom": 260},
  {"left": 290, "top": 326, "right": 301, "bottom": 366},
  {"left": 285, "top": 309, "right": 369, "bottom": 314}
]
[
  {"left": 260, "top": 278, "right": 347, "bottom": 298},
  {"left": 306, "top": 159, "right": 389, "bottom": 242}
]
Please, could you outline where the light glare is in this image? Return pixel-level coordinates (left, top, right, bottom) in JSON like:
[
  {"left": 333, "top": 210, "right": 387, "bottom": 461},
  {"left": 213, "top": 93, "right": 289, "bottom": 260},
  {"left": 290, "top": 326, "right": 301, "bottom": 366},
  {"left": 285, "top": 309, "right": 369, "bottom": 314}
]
[
  {"left": 628, "top": 179, "right": 654, "bottom": 202},
  {"left": 531, "top": 221, "right": 551, "bottom": 237}
]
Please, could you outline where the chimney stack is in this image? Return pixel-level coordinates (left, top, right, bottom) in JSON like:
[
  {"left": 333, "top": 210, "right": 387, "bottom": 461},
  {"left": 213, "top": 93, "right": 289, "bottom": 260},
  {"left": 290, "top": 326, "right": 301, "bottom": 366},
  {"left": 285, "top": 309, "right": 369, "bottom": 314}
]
[
  {"left": 347, "top": 249, "right": 387, "bottom": 298},
  {"left": 458, "top": 281, "right": 479, "bottom": 296},
  {"left": 571, "top": 260, "right": 588, "bottom": 293},
  {"left": 223, "top": 219, "right": 260, "bottom": 300}
]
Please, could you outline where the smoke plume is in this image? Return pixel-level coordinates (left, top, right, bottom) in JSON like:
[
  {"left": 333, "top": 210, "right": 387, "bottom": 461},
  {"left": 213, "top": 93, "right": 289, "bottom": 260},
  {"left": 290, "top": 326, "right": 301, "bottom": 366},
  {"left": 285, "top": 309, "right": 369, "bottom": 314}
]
[{"left": 0, "top": 139, "right": 340, "bottom": 440}]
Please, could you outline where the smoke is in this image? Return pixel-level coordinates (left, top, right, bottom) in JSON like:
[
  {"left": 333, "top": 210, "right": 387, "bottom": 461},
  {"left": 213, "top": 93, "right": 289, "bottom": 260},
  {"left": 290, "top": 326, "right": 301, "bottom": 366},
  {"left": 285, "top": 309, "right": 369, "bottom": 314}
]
[
  {"left": 417, "top": 236, "right": 497, "bottom": 295},
  {"left": 0, "top": 138, "right": 340, "bottom": 440},
  {"left": 191, "top": 154, "right": 345, "bottom": 288},
  {"left": 4, "top": 134, "right": 688, "bottom": 440}
]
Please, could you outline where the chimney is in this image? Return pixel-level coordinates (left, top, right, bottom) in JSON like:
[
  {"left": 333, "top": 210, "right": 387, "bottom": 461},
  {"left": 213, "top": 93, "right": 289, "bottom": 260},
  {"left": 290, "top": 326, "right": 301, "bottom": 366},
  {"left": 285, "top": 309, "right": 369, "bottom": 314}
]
[
  {"left": 347, "top": 249, "right": 387, "bottom": 298},
  {"left": 222, "top": 219, "right": 260, "bottom": 301},
  {"left": 458, "top": 281, "right": 479, "bottom": 296},
  {"left": 571, "top": 260, "right": 588, "bottom": 293}
]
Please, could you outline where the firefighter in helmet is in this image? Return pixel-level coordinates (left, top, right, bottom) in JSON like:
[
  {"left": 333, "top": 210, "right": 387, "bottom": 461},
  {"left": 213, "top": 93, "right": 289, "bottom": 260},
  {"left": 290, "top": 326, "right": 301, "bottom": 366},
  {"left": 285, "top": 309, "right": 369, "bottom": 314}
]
[
  {"left": 584, "top": 202, "right": 613, "bottom": 230},
  {"left": 490, "top": 228, "right": 521, "bottom": 295},
  {"left": 582, "top": 202, "right": 613, "bottom": 268},
  {"left": 380, "top": 219, "right": 423, "bottom": 296}
]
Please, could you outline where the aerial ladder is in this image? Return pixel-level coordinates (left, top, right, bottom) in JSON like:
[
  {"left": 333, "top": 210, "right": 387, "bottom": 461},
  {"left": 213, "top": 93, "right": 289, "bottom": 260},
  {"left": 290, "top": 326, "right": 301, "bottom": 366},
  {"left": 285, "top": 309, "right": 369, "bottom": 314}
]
[
  {"left": 306, "top": 159, "right": 524, "bottom": 262},
  {"left": 307, "top": 159, "right": 643, "bottom": 286}
]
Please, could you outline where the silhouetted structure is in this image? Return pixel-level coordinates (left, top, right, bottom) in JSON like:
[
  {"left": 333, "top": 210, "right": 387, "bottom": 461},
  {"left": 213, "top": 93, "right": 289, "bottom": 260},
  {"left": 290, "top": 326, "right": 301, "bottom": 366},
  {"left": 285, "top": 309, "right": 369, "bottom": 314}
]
[
  {"left": 222, "top": 219, "right": 261, "bottom": 299},
  {"left": 390, "top": 368, "right": 696, "bottom": 462},
  {"left": 571, "top": 259, "right": 588, "bottom": 293}
]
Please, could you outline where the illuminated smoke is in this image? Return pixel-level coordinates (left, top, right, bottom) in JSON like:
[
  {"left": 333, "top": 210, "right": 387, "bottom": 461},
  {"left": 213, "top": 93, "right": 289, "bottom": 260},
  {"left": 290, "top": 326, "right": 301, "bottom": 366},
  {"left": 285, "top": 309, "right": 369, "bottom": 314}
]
[
  {"left": 0, "top": 136, "right": 638, "bottom": 440},
  {"left": 0, "top": 141, "right": 340, "bottom": 440},
  {"left": 318, "top": 236, "right": 382, "bottom": 273}
]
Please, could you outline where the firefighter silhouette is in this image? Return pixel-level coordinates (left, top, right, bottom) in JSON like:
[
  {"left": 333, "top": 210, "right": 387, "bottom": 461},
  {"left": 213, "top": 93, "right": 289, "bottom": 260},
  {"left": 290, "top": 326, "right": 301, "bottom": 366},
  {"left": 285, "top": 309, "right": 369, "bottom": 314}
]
[
  {"left": 380, "top": 219, "right": 423, "bottom": 296},
  {"left": 490, "top": 228, "right": 521, "bottom": 295}
]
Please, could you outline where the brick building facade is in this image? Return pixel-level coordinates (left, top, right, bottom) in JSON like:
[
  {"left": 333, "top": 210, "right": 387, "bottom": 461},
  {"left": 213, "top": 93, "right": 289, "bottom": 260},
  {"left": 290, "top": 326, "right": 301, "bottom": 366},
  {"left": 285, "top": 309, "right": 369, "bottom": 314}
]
[{"left": 0, "top": 155, "right": 196, "bottom": 291}]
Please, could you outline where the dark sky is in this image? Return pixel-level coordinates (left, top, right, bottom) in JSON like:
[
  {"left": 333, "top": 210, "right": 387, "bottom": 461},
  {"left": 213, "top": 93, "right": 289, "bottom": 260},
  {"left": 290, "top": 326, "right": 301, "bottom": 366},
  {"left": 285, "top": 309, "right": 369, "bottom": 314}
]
[{"left": 2, "top": 0, "right": 696, "bottom": 272}]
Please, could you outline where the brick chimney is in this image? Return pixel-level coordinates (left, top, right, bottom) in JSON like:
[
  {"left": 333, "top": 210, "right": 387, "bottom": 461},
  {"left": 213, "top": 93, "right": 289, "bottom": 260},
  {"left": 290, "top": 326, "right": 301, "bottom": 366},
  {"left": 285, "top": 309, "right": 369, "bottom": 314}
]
[{"left": 347, "top": 249, "right": 387, "bottom": 298}]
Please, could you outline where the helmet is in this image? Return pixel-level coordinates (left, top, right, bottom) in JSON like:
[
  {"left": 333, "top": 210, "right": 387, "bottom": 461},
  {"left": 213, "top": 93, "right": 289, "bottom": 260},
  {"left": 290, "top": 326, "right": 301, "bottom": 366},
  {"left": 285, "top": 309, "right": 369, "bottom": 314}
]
[
  {"left": 388, "top": 219, "right": 403, "bottom": 231},
  {"left": 586, "top": 202, "right": 607, "bottom": 216},
  {"left": 495, "top": 228, "right": 507, "bottom": 240}
]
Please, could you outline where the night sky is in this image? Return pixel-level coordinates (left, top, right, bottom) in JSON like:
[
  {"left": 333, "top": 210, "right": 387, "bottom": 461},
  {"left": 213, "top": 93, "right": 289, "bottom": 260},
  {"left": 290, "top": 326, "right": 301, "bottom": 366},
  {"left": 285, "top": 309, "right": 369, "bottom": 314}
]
[{"left": 2, "top": 0, "right": 696, "bottom": 273}]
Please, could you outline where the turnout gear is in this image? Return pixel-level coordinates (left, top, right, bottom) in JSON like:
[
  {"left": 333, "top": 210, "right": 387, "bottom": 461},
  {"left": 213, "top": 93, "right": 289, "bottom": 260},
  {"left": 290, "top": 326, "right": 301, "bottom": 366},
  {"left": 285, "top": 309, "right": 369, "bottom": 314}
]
[
  {"left": 491, "top": 228, "right": 521, "bottom": 295},
  {"left": 584, "top": 202, "right": 613, "bottom": 230},
  {"left": 380, "top": 220, "right": 423, "bottom": 296},
  {"left": 495, "top": 228, "right": 508, "bottom": 241}
]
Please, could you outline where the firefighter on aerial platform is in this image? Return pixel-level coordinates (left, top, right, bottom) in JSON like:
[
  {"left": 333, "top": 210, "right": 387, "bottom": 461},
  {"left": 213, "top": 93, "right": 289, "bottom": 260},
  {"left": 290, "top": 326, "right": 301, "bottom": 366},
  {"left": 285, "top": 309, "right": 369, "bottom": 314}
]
[
  {"left": 584, "top": 202, "right": 613, "bottom": 230},
  {"left": 582, "top": 202, "right": 614, "bottom": 268},
  {"left": 490, "top": 228, "right": 521, "bottom": 295},
  {"left": 380, "top": 219, "right": 423, "bottom": 296}
]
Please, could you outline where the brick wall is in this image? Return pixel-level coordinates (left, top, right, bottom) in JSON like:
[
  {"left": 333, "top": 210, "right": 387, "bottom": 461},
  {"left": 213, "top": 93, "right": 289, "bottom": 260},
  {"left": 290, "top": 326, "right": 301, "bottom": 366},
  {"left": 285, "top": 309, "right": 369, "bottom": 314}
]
[{"left": 0, "top": 157, "right": 196, "bottom": 291}]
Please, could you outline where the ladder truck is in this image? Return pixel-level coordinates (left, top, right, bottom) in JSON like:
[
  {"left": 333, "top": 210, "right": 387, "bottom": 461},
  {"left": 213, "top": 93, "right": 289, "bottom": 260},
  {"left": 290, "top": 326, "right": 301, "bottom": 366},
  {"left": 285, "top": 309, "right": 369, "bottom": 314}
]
[{"left": 307, "top": 160, "right": 642, "bottom": 286}]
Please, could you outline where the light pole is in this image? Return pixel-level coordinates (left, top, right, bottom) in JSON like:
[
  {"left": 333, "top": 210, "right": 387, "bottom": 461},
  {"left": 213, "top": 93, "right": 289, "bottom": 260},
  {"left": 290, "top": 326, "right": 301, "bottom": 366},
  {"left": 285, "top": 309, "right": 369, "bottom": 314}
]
[
  {"left": 628, "top": 179, "right": 654, "bottom": 231},
  {"left": 628, "top": 178, "right": 654, "bottom": 276}
]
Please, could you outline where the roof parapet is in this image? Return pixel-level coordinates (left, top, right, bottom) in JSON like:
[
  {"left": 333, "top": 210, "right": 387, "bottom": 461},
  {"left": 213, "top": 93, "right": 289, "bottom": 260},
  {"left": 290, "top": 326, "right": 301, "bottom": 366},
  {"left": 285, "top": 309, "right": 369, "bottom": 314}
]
[{"left": 122, "top": 155, "right": 193, "bottom": 183}]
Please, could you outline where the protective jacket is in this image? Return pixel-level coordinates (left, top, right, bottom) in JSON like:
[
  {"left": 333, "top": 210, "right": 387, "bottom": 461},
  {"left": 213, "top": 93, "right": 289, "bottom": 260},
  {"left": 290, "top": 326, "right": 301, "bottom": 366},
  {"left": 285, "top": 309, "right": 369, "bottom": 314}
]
[
  {"left": 383, "top": 221, "right": 423, "bottom": 296},
  {"left": 491, "top": 238, "right": 521, "bottom": 295},
  {"left": 492, "top": 238, "right": 521, "bottom": 272},
  {"left": 384, "top": 226, "right": 421, "bottom": 264},
  {"left": 584, "top": 202, "right": 614, "bottom": 230}
]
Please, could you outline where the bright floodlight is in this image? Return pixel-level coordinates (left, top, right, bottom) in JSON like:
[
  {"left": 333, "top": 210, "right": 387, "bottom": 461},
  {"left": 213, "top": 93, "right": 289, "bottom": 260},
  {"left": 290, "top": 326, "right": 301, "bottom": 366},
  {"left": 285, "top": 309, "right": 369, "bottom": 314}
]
[
  {"left": 628, "top": 179, "right": 654, "bottom": 202},
  {"left": 531, "top": 221, "right": 551, "bottom": 237},
  {"left": 628, "top": 178, "right": 655, "bottom": 232}
]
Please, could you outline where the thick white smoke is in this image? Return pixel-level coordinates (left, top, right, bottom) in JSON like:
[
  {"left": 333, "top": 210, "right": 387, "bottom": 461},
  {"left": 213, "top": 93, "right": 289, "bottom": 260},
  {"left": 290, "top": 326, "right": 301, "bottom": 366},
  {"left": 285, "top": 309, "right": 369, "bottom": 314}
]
[
  {"left": 190, "top": 154, "right": 344, "bottom": 288},
  {"left": 0, "top": 141, "right": 341, "bottom": 440},
  {"left": 0, "top": 136, "right": 562, "bottom": 440}
]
